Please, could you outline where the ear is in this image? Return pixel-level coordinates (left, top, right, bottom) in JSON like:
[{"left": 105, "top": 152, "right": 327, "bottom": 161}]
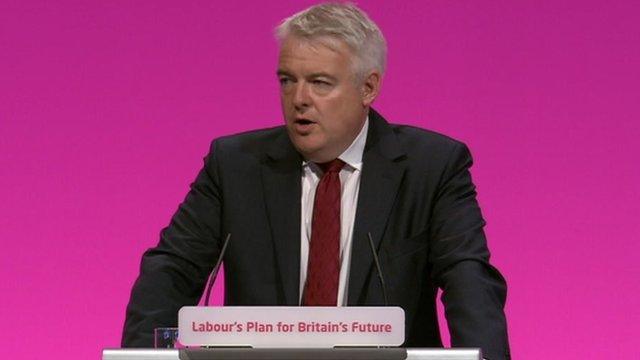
[{"left": 361, "top": 71, "right": 382, "bottom": 107}]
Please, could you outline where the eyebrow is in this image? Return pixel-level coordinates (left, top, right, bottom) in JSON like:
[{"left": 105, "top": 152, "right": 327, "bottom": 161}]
[
  {"left": 276, "top": 70, "right": 337, "bottom": 82},
  {"left": 308, "top": 72, "right": 337, "bottom": 81}
]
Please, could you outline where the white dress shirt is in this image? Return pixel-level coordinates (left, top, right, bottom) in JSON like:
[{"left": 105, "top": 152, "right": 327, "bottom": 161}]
[{"left": 299, "top": 118, "right": 369, "bottom": 306}]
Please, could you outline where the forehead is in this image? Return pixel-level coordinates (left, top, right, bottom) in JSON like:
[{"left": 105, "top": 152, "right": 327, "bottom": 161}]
[{"left": 278, "top": 36, "right": 354, "bottom": 74}]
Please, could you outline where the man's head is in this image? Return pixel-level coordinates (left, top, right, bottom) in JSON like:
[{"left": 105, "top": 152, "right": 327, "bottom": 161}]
[{"left": 275, "top": 3, "right": 387, "bottom": 162}]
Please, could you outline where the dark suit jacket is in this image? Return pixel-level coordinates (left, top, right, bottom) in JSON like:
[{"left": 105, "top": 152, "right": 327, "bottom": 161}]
[{"left": 122, "top": 109, "right": 510, "bottom": 359}]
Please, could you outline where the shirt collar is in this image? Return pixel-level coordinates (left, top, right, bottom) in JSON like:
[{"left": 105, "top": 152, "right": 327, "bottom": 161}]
[
  {"left": 302, "top": 116, "right": 369, "bottom": 172},
  {"left": 337, "top": 116, "right": 368, "bottom": 171}
]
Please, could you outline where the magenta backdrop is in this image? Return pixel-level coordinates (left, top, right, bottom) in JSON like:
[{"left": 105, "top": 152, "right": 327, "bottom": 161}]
[{"left": 1, "top": 0, "right": 639, "bottom": 358}]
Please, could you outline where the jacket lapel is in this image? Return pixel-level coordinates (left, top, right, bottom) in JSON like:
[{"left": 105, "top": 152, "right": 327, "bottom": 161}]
[
  {"left": 348, "top": 109, "right": 406, "bottom": 305},
  {"left": 261, "top": 131, "right": 302, "bottom": 306}
]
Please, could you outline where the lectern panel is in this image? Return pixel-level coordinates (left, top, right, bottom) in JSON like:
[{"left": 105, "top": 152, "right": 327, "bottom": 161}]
[
  {"left": 180, "top": 348, "right": 406, "bottom": 359},
  {"left": 103, "top": 348, "right": 481, "bottom": 360}
]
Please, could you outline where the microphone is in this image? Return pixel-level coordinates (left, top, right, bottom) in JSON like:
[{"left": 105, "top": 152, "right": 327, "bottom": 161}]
[
  {"left": 203, "top": 233, "right": 231, "bottom": 306},
  {"left": 367, "top": 232, "right": 388, "bottom": 306}
]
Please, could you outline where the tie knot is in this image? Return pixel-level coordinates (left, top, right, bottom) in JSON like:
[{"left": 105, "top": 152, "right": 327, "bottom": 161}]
[{"left": 318, "top": 159, "right": 345, "bottom": 174}]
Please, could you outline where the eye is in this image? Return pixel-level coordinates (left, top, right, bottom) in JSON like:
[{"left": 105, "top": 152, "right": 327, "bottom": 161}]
[
  {"left": 279, "top": 77, "right": 291, "bottom": 85},
  {"left": 312, "top": 79, "right": 331, "bottom": 86}
]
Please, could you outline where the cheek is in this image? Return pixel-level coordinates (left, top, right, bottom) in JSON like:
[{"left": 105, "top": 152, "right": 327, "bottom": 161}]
[
  {"left": 327, "top": 97, "right": 361, "bottom": 124},
  {"left": 332, "top": 89, "right": 362, "bottom": 110},
  {"left": 280, "top": 94, "right": 291, "bottom": 108}
]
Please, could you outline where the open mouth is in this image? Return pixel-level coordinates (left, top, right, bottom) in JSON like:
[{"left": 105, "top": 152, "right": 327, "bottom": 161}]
[
  {"left": 292, "top": 118, "right": 316, "bottom": 134},
  {"left": 295, "top": 119, "right": 315, "bottom": 125}
]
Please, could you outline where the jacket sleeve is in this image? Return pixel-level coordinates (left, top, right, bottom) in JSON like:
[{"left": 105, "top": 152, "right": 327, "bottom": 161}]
[
  {"left": 121, "top": 140, "right": 224, "bottom": 347},
  {"left": 428, "top": 142, "right": 510, "bottom": 360}
]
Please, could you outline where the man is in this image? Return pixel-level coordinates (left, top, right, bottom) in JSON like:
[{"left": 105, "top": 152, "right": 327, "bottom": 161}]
[{"left": 123, "top": 3, "right": 510, "bottom": 359}]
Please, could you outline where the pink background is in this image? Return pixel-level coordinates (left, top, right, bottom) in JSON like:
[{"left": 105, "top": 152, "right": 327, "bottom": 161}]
[{"left": 1, "top": 0, "right": 639, "bottom": 358}]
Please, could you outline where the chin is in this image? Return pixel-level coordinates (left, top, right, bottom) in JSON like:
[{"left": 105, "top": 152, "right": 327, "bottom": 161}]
[
  {"left": 290, "top": 136, "right": 324, "bottom": 158},
  {"left": 294, "top": 144, "right": 321, "bottom": 161}
]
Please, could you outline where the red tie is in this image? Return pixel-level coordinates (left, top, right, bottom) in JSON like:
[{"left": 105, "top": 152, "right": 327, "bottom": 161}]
[{"left": 303, "top": 159, "right": 345, "bottom": 306}]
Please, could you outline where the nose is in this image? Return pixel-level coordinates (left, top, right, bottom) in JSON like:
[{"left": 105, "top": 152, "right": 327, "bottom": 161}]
[{"left": 292, "top": 81, "right": 311, "bottom": 112}]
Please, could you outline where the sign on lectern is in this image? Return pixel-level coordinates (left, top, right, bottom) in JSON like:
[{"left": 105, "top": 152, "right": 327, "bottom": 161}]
[{"left": 178, "top": 306, "right": 405, "bottom": 348}]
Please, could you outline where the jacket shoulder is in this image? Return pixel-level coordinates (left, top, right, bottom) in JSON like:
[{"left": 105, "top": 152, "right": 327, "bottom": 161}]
[
  {"left": 204, "top": 125, "right": 288, "bottom": 163},
  {"left": 212, "top": 126, "right": 285, "bottom": 151},
  {"left": 389, "top": 123, "right": 468, "bottom": 156}
]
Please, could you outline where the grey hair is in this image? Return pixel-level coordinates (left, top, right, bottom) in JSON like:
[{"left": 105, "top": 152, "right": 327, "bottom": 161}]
[{"left": 275, "top": 2, "right": 387, "bottom": 81}]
